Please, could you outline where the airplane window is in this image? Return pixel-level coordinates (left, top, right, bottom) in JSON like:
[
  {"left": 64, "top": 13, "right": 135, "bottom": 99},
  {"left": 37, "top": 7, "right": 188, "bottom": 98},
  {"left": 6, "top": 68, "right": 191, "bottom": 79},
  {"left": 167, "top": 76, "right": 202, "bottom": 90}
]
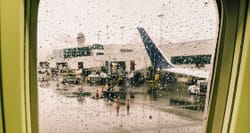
[{"left": 38, "top": 0, "right": 219, "bottom": 132}]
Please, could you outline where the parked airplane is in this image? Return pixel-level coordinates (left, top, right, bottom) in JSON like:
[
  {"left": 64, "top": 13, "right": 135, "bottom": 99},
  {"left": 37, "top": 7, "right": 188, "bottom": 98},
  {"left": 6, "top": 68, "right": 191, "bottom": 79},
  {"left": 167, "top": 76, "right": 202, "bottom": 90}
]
[{"left": 137, "top": 27, "right": 210, "bottom": 79}]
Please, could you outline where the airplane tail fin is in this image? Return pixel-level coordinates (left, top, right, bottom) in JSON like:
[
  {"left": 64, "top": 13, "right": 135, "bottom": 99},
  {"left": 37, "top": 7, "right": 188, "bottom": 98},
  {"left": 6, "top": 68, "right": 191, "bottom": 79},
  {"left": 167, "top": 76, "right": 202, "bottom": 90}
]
[{"left": 137, "top": 27, "right": 173, "bottom": 70}]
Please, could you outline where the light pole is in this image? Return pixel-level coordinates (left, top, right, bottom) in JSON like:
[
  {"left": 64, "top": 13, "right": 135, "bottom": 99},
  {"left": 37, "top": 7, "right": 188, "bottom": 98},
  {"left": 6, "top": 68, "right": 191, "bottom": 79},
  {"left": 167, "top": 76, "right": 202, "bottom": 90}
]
[
  {"left": 158, "top": 3, "right": 165, "bottom": 45},
  {"left": 158, "top": 14, "right": 164, "bottom": 46}
]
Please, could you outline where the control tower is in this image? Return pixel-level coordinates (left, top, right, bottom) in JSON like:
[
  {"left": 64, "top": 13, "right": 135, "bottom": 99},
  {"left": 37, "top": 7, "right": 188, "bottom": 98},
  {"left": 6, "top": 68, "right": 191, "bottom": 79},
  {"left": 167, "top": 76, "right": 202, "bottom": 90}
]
[{"left": 76, "top": 32, "right": 85, "bottom": 47}]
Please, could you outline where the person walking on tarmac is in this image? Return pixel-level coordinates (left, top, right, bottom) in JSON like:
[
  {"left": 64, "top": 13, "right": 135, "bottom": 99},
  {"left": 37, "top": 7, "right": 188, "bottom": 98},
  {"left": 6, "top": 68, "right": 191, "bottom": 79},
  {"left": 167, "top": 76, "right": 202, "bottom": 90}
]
[
  {"left": 95, "top": 88, "right": 99, "bottom": 99},
  {"left": 126, "top": 98, "right": 130, "bottom": 115},
  {"left": 115, "top": 98, "right": 120, "bottom": 116}
]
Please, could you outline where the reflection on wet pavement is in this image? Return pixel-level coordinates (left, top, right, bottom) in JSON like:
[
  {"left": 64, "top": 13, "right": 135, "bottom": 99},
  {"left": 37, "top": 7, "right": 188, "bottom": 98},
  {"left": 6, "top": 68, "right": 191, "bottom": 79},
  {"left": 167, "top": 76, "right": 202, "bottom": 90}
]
[{"left": 39, "top": 81, "right": 204, "bottom": 133}]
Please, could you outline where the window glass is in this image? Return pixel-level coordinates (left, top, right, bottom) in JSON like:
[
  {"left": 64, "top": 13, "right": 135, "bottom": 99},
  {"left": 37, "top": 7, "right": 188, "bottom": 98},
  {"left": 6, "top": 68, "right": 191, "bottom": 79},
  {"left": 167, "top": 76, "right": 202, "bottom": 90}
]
[{"left": 38, "top": 0, "right": 219, "bottom": 132}]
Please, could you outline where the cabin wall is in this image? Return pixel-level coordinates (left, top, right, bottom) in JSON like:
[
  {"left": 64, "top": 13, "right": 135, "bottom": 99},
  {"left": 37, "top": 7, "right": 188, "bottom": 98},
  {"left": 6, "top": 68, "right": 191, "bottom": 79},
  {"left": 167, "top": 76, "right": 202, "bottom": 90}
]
[
  {"left": 0, "top": 0, "right": 27, "bottom": 132},
  {"left": 0, "top": 0, "right": 4, "bottom": 132},
  {"left": 230, "top": 1, "right": 250, "bottom": 132}
]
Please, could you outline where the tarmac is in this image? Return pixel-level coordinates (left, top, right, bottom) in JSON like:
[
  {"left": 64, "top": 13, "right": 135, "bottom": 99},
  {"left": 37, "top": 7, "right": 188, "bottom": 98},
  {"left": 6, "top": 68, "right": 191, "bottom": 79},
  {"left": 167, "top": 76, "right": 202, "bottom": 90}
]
[{"left": 39, "top": 81, "right": 204, "bottom": 133}]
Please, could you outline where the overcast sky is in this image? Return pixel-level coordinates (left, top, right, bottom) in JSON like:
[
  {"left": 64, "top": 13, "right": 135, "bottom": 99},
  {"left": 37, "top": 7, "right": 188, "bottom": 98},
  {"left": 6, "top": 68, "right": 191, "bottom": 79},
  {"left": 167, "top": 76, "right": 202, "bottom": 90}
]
[{"left": 38, "top": 0, "right": 219, "bottom": 59}]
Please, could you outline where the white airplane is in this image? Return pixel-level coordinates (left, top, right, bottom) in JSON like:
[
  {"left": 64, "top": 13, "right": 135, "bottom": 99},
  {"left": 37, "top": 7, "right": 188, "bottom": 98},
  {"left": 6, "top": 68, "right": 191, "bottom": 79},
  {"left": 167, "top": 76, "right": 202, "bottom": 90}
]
[{"left": 137, "top": 27, "right": 210, "bottom": 79}]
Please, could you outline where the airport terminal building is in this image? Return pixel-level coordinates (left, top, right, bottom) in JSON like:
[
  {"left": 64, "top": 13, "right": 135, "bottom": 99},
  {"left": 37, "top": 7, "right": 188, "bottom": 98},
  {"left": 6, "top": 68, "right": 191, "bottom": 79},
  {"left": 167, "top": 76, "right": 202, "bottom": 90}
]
[
  {"left": 50, "top": 43, "right": 151, "bottom": 72},
  {"left": 46, "top": 39, "right": 216, "bottom": 73}
]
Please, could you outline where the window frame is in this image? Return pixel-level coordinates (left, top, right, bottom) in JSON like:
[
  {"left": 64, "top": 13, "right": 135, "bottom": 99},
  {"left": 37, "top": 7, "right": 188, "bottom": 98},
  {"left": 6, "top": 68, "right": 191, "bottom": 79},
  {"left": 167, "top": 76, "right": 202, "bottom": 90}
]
[
  {"left": 0, "top": 0, "right": 249, "bottom": 132},
  {"left": 206, "top": 1, "right": 249, "bottom": 133}
]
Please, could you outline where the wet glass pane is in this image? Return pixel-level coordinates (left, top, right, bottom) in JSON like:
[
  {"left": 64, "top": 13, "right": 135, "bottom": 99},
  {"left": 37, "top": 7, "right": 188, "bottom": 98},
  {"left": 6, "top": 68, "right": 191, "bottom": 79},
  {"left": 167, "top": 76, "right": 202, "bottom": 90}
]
[{"left": 38, "top": 0, "right": 219, "bottom": 132}]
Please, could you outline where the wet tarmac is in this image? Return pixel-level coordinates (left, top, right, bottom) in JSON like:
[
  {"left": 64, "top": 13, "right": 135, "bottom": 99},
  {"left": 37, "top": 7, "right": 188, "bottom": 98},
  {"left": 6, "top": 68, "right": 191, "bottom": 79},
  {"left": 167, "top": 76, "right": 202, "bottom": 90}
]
[{"left": 39, "top": 81, "right": 205, "bottom": 133}]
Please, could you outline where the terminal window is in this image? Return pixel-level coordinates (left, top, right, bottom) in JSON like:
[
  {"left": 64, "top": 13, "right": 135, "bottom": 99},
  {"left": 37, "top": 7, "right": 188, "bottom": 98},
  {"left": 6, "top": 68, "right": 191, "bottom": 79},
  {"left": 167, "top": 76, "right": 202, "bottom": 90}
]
[{"left": 38, "top": 0, "right": 219, "bottom": 132}]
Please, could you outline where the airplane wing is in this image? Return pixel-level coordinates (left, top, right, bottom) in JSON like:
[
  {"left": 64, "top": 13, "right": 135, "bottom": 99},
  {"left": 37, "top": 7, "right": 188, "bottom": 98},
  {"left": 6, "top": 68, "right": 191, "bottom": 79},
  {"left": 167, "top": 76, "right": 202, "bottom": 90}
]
[
  {"left": 137, "top": 27, "right": 210, "bottom": 79},
  {"left": 164, "top": 67, "right": 209, "bottom": 79}
]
